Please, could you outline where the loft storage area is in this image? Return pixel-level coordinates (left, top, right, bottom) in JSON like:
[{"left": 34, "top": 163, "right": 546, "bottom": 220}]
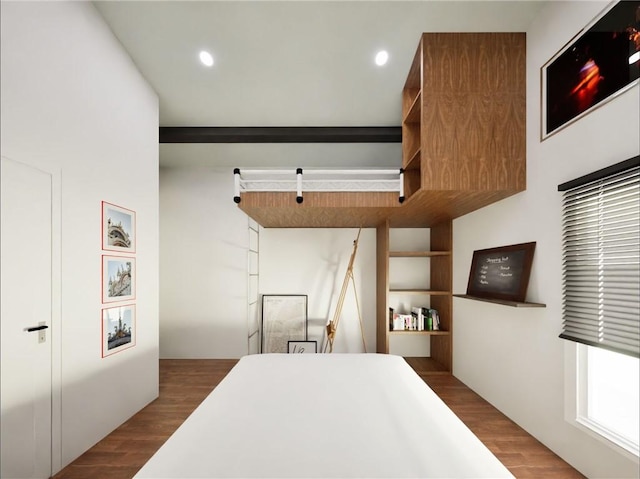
[{"left": 236, "top": 32, "right": 526, "bottom": 229}]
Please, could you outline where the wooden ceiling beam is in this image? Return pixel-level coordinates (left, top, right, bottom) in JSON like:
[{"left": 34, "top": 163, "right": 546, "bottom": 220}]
[{"left": 159, "top": 126, "right": 401, "bottom": 143}]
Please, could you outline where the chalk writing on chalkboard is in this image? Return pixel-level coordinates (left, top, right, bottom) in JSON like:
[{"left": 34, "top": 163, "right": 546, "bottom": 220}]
[{"left": 466, "top": 242, "right": 536, "bottom": 303}]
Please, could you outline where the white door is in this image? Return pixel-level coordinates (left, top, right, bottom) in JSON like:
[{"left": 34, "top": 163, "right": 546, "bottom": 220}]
[{"left": 1, "top": 157, "right": 52, "bottom": 479}]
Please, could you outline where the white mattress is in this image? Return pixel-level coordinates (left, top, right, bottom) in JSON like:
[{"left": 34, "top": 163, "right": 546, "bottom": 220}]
[{"left": 135, "top": 354, "right": 513, "bottom": 478}]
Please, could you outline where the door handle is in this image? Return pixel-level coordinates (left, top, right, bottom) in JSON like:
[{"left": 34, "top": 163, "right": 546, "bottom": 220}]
[{"left": 26, "top": 325, "right": 49, "bottom": 332}]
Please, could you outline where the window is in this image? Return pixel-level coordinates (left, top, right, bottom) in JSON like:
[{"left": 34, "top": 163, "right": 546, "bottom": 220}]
[
  {"left": 559, "top": 156, "right": 640, "bottom": 456},
  {"left": 577, "top": 344, "right": 639, "bottom": 455}
]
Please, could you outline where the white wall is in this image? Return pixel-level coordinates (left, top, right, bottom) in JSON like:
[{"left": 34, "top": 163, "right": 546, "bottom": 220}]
[
  {"left": 1, "top": 1, "right": 159, "bottom": 471},
  {"left": 260, "top": 228, "right": 376, "bottom": 353},
  {"left": 453, "top": 2, "right": 639, "bottom": 478},
  {"left": 159, "top": 167, "right": 248, "bottom": 358}
]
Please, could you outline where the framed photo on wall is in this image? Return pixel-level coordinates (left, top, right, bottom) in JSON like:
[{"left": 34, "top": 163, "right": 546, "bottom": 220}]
[
  {"left": 102, "top": 304, "right": 136, "bottom": 357},
  {"left": 102, "top": 255, "right": 136, "bottom": 303},
  {"left": 102, "top": 201, "right": 136, "bottom": 253},
  {"left": 261, "top": 295, "right": 307, "bottom": 353},
  {"left": 541, "top": 1, "right": 640, "bottom": 140}
]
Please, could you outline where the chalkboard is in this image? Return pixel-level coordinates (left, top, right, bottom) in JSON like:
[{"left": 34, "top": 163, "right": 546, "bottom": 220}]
[{"left": 466, "top": 242, "right": 536, "bottom": 303}]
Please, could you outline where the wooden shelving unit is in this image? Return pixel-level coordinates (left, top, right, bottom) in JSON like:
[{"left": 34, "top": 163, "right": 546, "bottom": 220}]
[{"left": 376, "top": 220, "right": 453, "bottom": 373}]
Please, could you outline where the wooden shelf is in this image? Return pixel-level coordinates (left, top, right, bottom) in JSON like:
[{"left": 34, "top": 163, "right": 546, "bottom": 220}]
[
  {"left": 403, "top": 91, "right": 421, "bottom": 124},
  {"left": 390, "top": 250, "right": 450, "bottom": 257},
  {"left": 453, "top": 294, "right": 546, "bottom": 308},
  {"left": 404, "top": 142, "right": 420, "bottom": 172},
  {"left": 404, "top": 147, "right": 421, "bottom": 172},
  {"left": 389, "top": 289, "right": 450, "bottom": 295},
  {"left": 390, "top": 330, "right": 450, "bottom": 336}
]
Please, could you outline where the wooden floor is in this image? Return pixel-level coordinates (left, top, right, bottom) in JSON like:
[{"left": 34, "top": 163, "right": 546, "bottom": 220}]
[{"left": 53, "top": 358, "right": 584, "bottom": 479}]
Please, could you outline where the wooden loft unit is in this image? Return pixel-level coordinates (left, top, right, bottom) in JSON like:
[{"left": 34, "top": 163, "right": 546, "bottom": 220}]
[
  {"left": 238, "top": 32, "right": 525, "bottom": 230},
  {"left": 238, "top": 32, "right": 526, "bottom": 375}
]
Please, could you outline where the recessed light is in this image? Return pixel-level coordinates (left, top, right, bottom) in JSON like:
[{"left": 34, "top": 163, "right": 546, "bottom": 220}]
[
  {"left": 199, "top": 50, "right": 214, "bottom": 67},
  {"left": 375, "top": 50, "right": 389, "bottom": 66}
]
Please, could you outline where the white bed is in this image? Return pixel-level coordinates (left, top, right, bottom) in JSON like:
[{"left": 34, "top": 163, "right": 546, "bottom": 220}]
[{"left": 135, "top": 354, "right": 513, "bottom": 478}]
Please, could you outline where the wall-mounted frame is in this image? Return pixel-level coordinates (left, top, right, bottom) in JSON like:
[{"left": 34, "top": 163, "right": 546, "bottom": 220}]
[
  {"left": 102, "top": 304, "right": 136, "bottom": 357},
  {"left": 102, "top": 201, "right": 136, "bottom": 253},
  {"left": 288, "top": 340, "right": 317, "bottom": 354},
  {"left": 466, "top": 242, "right": 536, "bottom": 303},
  {"left": 102, "top": 255, "right": 136, "bottom": 303},
  {"left": 261, "top": 295, "right": 307, "bottom": 353},
  {"left": 541, "top": 1, "right": 639, "bottom": 140}
]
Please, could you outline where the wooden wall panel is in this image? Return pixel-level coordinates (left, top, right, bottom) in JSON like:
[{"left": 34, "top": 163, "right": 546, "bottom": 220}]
[
  {"left": 430, "top": 333, "right": 452, "bottom": 372},
  {"left": 240, "top": 191, "right": 399, "bottom": 208},
  {"left": 430, "top": 219, "right": 452, "bottom": 371},
  {"left": 420, "top": 33, "right": 526, "bottom": 193},
  {"left": 239, "top": 189, "right": 522, "bottom": 228},
  {"left": 376, "top": 222, "right": 390, "bottom": 353}
]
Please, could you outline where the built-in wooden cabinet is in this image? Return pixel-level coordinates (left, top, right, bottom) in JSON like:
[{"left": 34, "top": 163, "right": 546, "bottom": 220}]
[{"left": 401, "top": 32, "right": 526, "bottom": 203}]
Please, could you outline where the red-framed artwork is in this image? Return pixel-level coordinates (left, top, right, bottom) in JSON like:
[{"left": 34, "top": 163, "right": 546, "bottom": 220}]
[
  {"left": 101, "top": 303, "right": 136, "bottom": 357},
  {"left": 102, "top": 201, "right": 136, "bottom": 253},
  {"left": 102, "top": 255, "right": 136, "bottom": 303}
]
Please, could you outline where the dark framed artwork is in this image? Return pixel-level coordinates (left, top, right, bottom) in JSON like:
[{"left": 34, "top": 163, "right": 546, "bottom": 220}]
[
  {"left": 102, "top": 304, "right": 136, "bottom": 357},
  {"left": 288, "top": 340, "right": 317, "bottom": 354},
  {"left": 102, "top": 201, "right": 136, "bottom": 253},
  {"left": 541, "top": 1, "right": 639, "bottom": 139},
  {"left": 261, "top": 295, "right": 307, "bottom": 353},
  {"left": 466, "top": 242, "right": 536, "bottom": 303}
]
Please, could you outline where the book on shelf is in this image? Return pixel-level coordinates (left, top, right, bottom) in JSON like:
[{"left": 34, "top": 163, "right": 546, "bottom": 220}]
[
  {"left": 411, "top": 306, "right": 424, "bottom": 331},
  {"left": 388, "top": 307, "right": 440, "bottom": 332},
  {"left": 419, "top": 307, "right": 440, "bottom": 331}
]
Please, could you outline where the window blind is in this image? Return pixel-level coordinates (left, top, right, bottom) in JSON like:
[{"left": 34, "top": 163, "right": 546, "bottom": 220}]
[{"left": 559, "top": 158, "right": 640, "bottom": 358}]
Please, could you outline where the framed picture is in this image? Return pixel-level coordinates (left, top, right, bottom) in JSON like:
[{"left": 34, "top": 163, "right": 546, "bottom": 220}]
[
  {"left": 102, "top": 255, "right": 136, "bottom": 303},
  {"left": 466, "top": 242, "right": 536, "bottom": 303},
  {"left": 102, "top": 201, "right": 136, "bottom": 253},
  {"left": 261, "top": 295, "right": 307, "bottom": 353},
  {"left": 288, "top": 340, "right": 317, "bottom": 354},
  {"left": 102, "top": 304, "right": 136, "bottom": 357},
  {"left": 541, "top": 1, "right": 639, "bottom": 140}
]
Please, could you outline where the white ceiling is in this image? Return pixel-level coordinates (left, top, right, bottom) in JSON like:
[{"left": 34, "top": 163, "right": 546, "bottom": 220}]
[{"left": 94, "top": 1, "right": 547, "bottom": 167}]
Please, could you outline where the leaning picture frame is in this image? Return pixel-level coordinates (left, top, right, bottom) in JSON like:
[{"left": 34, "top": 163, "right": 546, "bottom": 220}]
[
  {"left": 261, "top": 295, "right": 307, "bottom": 353},
  {"left": 288, "top": 340, "right": 317, "bottom": 354},
  {"left": 102, "top": 304, "right": 136, "bottom": 357},
  {"left": 102, "top": 255, "right": 136, "bottom": 303},
  {"left": 102, "top": 201, "right": 136, "bottom": 253},
  {"left": 541, "top": 1, "right": 640, "bottom": 140}
]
